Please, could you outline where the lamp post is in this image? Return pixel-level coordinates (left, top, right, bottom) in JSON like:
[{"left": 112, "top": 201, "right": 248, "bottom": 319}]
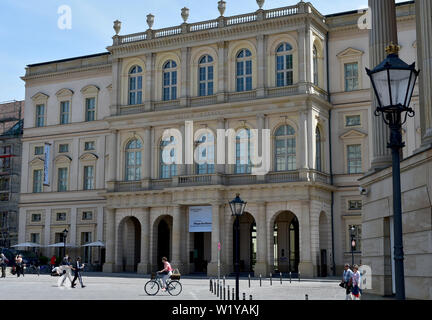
[
  {"left": 62, "top": 229, "right": 68, "bottom": 258},
  {"left": 366, "top": 43, "right": 420, "bottom": 300},
  {"left": 229, "top": 193, "right": 247, "bottom": 301},
  {"left": 350, "top": 226, "right": 356, "bottom": 266}
]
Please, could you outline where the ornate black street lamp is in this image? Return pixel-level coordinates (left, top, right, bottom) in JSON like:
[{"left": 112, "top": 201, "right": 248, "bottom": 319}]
[
  {"left": 62, "top": 229, "right": 69, "bottom": 258},
  {"left": 350, "top": 226, "right": 356, "bottom": 267},
  {"left": 366, "top": 43, "right": 420, "bottom": 300},
  {"left": 229, "top": 193, "right": 247, "bottom": 301}
]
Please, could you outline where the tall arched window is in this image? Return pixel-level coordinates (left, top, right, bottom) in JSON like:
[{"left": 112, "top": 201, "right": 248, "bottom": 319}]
[
  {"left": 163, "top": 60, "right": 177, "bottom": 101},
  {"left": 196, "top": 132, "right": 215, "bottom": 174},
  {"left": 235, "top": 128, "right": 252, "bottom": 174},
  {"left": 129, "top": 66, "right": 143, "bottom": 105},
  {"left": 276, "top": 43, "right": 294, "bottom": 87},
  {"left": 199, "top": 55, "right": 214, "bottom": 96},
  {"left": 316, "top": 127, "right": 322, "bottom": 172},
  {"left": 125, "top": 139, "right": 142, "bottom": 181},
  {"left": 160, "top": 136, "right": 177, "bottom": 179},
  {"left": 275, "top": 125, "right": 296, "bottom": 171},
  {"left": 313, "top": 45, "right": 319, "bottom": 86},
  {"left": 236, "top": 49, "right": 252, "bottom": 92}
]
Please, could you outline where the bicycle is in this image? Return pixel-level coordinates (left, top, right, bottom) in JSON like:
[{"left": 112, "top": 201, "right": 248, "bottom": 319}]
[{"left": 144, "top": 272, "right": 182, "bottom": 296}]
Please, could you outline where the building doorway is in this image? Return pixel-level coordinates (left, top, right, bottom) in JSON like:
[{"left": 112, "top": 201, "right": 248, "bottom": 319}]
[
  {"left": 118, "top": 216, "right": 141, "bottom": 272},
  {"left": 273, "top": 211, "right": 299, "bottom": 273},
  {"left": 157, "top": 218, "right": 171, "bottom": 270},
  {"left": 232, "top": 212, "right": 256, "bottom": 273},
  {"left": 191, "top": 232, "right": 211, "bottom": 273}
]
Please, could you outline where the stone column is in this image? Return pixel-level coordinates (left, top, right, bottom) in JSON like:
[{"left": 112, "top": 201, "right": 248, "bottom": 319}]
[
  {"left": 217, "top": 41, "right": 228, "bottom": 103},
  {"left": 216, "top": 118, "right": 225, "bottom": 174},
  {"left": 298, "top": 28, "right": 307, "bottom": 84},
  {"left": 44, "top": 208, "right": 51, "bottom": 256},
  {"left": 137, "top": 207, "right": 151, "bottom": 274},
  {"left": 257, "top": 34, "right": 266, "bottom": 97},
  {"left": 171, "top": 206, "right": 183, "bottom": 270},
  {"left": 180, "top": 47, "right": 190, "bottom": 107},
  {"left": 70, "top": 207, "right": 77, "bottom": 246},
  {"left": 208, "top": 204, "right": 221, "bottom": 276},
  {"left": 102, "top": 207, "right": 116, "bottom": 273},
  {"left": 142, "top": 127, "right": 151, "bottom": 188},
  {"left": 369, "top": 0, "right": 398, "bottom": 170},
  {"left": 224, "top": 207, "right": 234, "bottom": 274},
  {"left": 145, "top": 53, "right": 154, "bottom": 111},
  {"left": 110, "top": 58, "right": 120, "bottom": 116},
  {"left": 298, "top": 111, "right": 309, "bottom": 170},
  {"left": 106, "top": 130, "right": 118, "bottom": 190},
  {"left": 416, "top": 0, "right": 432, "bottom": 148},
  {"left": 298, "top": 201, "right": 314, "bottom": 277},
  {"left": 255, "top": 202, "right": 268, "bottom": 276}
]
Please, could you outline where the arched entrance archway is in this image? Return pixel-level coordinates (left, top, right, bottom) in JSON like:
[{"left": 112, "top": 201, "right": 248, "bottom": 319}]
[
  {"left": 233, "top": 212, "right": 256, "bottom": 273},
  {"left": 273, "top": 211, "right": 299, "bottom": 273},
  {"left": 152, "top": 215, "right": 172, "bottom": 270},
  {"left": 117, "top": 216, "right": 141, "bottom": 272}
]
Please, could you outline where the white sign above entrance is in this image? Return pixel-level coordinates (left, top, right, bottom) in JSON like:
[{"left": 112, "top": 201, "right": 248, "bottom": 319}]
[{"left": 189, "top": 206, "right": 212, "bottom": 233}]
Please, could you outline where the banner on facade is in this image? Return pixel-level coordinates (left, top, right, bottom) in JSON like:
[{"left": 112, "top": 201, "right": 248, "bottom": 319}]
[
  {"left": 189, "top": 206, "right": 212, "bottom": 233},
  {"left": 43, "top": 143, "right": 51, "bottom": 186}
]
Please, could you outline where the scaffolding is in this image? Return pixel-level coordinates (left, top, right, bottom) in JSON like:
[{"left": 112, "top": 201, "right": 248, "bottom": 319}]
[{"left": 0, "top": 100, "right": 23, "bottom": 247}]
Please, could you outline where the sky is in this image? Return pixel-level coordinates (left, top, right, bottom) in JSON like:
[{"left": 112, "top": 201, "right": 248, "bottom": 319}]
[{"left": 0, "top": 0, "right": 406, "bottom": 102}]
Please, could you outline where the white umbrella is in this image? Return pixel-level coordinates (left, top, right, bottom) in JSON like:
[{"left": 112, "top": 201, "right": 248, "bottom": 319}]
[
  {"left": 12, "top": 242, "right": 42, "bottom": 248},
  {"left": 47, "top": 242, "right": 78, "bottom": 248},
  {"left": 82, "top": 241, "right": 105, "bottom": 247}
]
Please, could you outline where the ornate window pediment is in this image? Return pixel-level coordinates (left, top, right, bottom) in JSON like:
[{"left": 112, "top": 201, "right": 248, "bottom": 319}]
[
  {"left": 81, "top": 85, "right": 100, "bottom": 95},
  {"left": 31, "top": 92, "right": 49, "bottom": 102},
  {"left": 79, "top": 153, "right": 98, "bottom": 161},
  {"left": 55, "top": 88, "right": 74, "bottom": 98},
  {"left": 336, "top": 48, "right": 364, "bottom": 59},
  {"left": 29, "top": 157, "right": 44, "bottom": 166},
  {"left": 54, "top": 155, "right": 72, "bottom": 164},
  {"left": 340, "top": 129, "right": 367, "bottom": 140}
]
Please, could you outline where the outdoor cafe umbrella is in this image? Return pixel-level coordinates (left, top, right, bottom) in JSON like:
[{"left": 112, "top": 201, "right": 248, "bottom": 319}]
[
  {"left": 11, "top": 242, "right": 42, "bottom": 248},
  {"left": 47, "top": 242, "right": 78, "bottom": 248}
]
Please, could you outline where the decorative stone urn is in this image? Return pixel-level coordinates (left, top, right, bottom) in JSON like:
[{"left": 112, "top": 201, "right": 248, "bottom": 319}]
[
  {"left": 181, "top": 7, "right": 189, "bottom": 23},
  {"left": 113, "top": 20, "right": 121, "bottom": 35},
  {"left": 146, "top": 14, "right": 154, "bottom": 29},
  {"left": 257, "top": 0, "right": 265, "bottom": 9},
  {"left": 218, "top": 0, "right": 226, "bottom": 16}
]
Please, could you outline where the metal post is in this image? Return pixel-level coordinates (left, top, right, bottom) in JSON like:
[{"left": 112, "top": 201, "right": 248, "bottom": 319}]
[
  {"left": 232, "top": 288, "right": 235, "bottom": 300},
  {"left": 305, "top": 294, "right": 309, "bottom": 300},
  {"left": 389, "top": 123, "right": 406, "bottom": 300},
  {"left": 220, "top": 285, "right": 223, "bottom": 300},
  {"left": 210, "top": 278, "right": 213, "bottom": 292},
  {"left": 259, "top": 274, "right": 262, "bottom": 287},
  {"left": 299, "top": 272, "right": 301, "bottom": 282},
  {"left": 248, "top": 274, "right": 251, "bottom": 288},
  {"left": 289, "top": 272, "right": 292, "bottom": 283},
  {"left": 223, "top": 286, "right": 226, "bottom": 300},
  {"left": 270, "top": 273, "right": 272, "bottom": 286},
  {"left": 249, "top": 295, "right": 253, "bottom": 300},
  {"left": 243, "top": 293, "right": 246, "bottom": 300},
  {"left": 217, "top": 282, "right": 219, "bottom": 297},
  {"left": 351, "top": 233, "right": 355, "bottom": 266},
  {"left": 280, "top": 272, "right": 282, "bottom": 285},
  {"left": 223, "top": 275, "right": 226, "bottom": 287},
  {"left": 234, "top": 215, "right": 240, "bottom": 300},
  {"left": 227, "top": 285, "right": 230, "bottom": 300}
]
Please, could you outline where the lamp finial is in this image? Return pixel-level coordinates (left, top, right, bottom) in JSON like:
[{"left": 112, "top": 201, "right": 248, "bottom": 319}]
[{"left": 385, "top": 42, "right": 400, "bottom": 55}]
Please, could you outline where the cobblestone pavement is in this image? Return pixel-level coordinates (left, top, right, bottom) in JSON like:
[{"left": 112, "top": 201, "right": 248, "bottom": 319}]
[{"left": 0, "top": 273, "right": 382, "bottom": 300}]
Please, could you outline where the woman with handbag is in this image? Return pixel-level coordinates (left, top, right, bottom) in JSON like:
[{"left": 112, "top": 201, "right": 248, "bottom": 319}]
[{"left": 350, "top": 265, "right": 362, "bottom": 300}]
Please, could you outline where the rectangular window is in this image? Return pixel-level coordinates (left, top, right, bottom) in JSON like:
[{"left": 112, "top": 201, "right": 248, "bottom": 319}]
[
  {"left": 0, "top": 146, "right": 11, "bottom": 155},
  {"left": 0, "top": 177, "right": 9, "bottom": 191},
  {"left": 31, "top": 213, "right": 41, "bottom": 222},
  {"left": 348, "top": 200, "right": 362, "bottom": 211},
  {"left": 0, "top": 193, "right": 8, "bottom": 201},
  {"left": 82, "top": 211, "right": 93, "bottom": 221},
  {"left": 0, "top": 157, "right": 11, "bottom": 172},
  {"left": 84, "top": 141, "right": 95, "bottom": 151},
  {"left": 59, "top": 144, "right": 69, "bottom": 153},
  {"left": 34, "top": 146, "right": 44, "bottom": 155},
  {"left": 85, "top": 98, "right": 96, "bottom": 122},
  {"left": 347, "top": 145, "right": 362, "bottom": 174},
  {"left": 35, "top": 104, "right": 45, "bottom": 127},
  {"left": 56, "top": 212, "right": 66, "bottom": 221},
  {"left": 344, "top": 62, "right": 359, "bottom": 92},
  {"left": 60, "top": 101, "right": 70, "bottom": 124},
  {"left": 346, "top": 115, "right": 361, "bottom": 127},
  {"left": 82, "top": 232, "right": 92, "bottom": 263},
  {"left": 33, "top": 169, "right": 43, "bottom": 193},
  {"left": 83, "top": 166, "right": 94, "bottom": 190},
  {"left": 57, "top": 167, "right": 68, "bottom": 192},
  {"left": 30, "top": 233, "right": 40, "bottom": 244}
]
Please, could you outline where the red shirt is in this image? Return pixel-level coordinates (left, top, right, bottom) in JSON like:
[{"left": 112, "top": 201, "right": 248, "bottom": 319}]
[{"left": 163, "top": 261, "right": 173, "bottom": 272}]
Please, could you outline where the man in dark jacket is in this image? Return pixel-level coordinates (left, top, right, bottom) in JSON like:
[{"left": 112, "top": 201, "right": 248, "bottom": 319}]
[
  {"left": 0, "top": 253, "right": 8, "bottom": 278},
  {"left": 71, "top": 257, "right": 86, "bottom": 288}
]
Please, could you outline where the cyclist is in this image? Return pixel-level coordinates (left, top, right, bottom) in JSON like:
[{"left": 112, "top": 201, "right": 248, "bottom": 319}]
[{"left": 157, "top": 257, "right": 173, "bottom": 291}]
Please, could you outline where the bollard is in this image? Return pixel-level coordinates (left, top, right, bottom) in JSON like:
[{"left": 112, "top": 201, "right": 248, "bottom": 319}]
[
  {"left": 232, "top": 288, "right": 235, "bottom": 300},
  {"left": 289, "top": 272, "right": 292, "bottom": 283},
  {"left": 305, "top": 294, "right": 309, "bottom": 300},
  {"left": 250, "top": 295, "right": 253, "bottom": 300},
  {"left": 227, "top": 285, "right": 230, "bottom": 300},
  {"left": 243, "top": 293, "right": 246, "bottom": 300},
  {"left": 280, "top": 272, "right": 282, "bottom": 285},
  {"left": 259, "top": 274, "right": 262, "bottom": 287},
  {"left": 223, "top": 275, "right": 226, "bottom": 287},
  {"left": 220, "top": 285, "right": 223, "bottom": 300},
  {"left": 210, "top": 279, "right": 213, "bottom": 292},
  {"left": 223, "top": 286, "right": 226, "bottom": 300},
  {"left": 270, "top": 273, "right": 272, "bottom": 286},
  {"left": 248, "top": 274, "right": 251, "bottom": 288},
  {"left": 299, "top": 272, "right": 301, "bottom": 282}
]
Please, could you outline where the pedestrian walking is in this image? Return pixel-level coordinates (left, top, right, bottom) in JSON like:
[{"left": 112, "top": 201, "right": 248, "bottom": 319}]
[
  {"left": 350, "top": 265, "right": 362, "bottom": 300},
  {"left": 341, "top": 263, "right": 353, "bottom": 300},
  {"left": 0, "top": 253, "right": 8, "bottom": 278},
  {"left": 59, "top": 256, "right": 73, "bottom": 287},
  {"left": 15, "top": 255, "right": 24, "bottom": 278},
  {"left": 50, "top": 255, "right": 57, "bottom": 268},
  {"left": 71, "top": 257, "right": 86, "bottom": 288}
]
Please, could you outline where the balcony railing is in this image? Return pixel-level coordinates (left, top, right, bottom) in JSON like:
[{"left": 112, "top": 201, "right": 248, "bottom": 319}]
[
  {"left": 114, "top": 3, "right": 306, "bottom": 46},
  {"left": 110, "top": 169, "right": 331, "bottom": 193}
]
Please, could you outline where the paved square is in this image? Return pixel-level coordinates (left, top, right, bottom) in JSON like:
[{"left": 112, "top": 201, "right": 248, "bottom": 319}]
[{"left": 0, "top": 272, "right": 354, "bottom": 300}]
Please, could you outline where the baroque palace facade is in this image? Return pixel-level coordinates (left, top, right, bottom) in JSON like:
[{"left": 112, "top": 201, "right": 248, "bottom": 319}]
[{"left": 19, "top": 1, "right": 418, "bottom": 277}]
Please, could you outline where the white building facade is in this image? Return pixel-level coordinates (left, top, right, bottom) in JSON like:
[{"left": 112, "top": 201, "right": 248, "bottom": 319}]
[{"left": 19, "top": 1, "right": 419, "bottom": 277}]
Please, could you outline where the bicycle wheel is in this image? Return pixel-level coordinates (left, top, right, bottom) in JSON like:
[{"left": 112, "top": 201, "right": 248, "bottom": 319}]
[
  {"left": 167, "top": 280, "right": 182, "bottom": 296},
  {"left": 144, "top": 280, "right": 160, "bottom": 296}
]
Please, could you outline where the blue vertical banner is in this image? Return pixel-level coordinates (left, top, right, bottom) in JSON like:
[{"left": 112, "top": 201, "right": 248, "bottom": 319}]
[{"left": 43, "top": 143, "right": 51, "bottom": 186}]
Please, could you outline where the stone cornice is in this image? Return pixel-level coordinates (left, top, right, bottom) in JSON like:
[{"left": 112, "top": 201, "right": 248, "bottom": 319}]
[{"left": 21, "top": 64, "right": 112, "bottom": 82}]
